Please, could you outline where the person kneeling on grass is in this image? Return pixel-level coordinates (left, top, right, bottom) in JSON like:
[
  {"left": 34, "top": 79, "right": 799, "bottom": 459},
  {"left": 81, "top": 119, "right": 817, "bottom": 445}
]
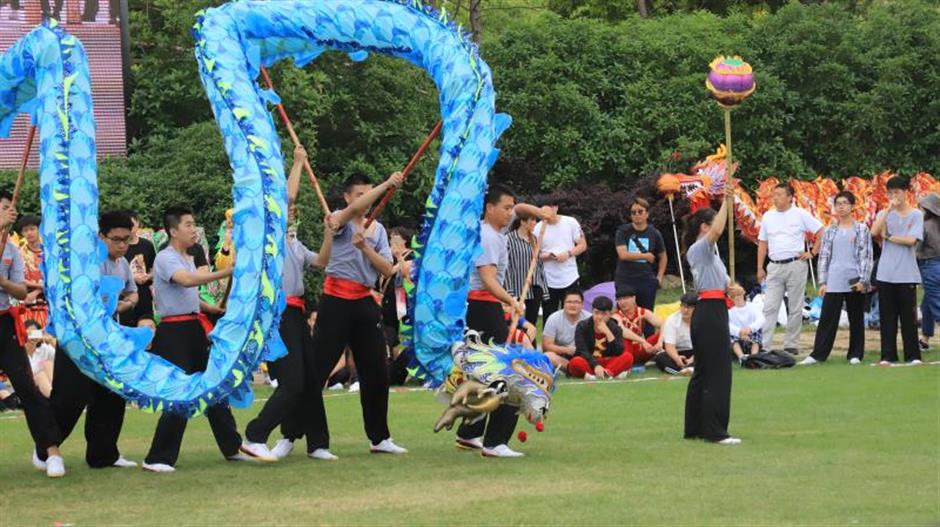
[
  {"left": 568, "top": 296, "right": 630, "bottom": 380},
  {"left": 728, "top": 283, "right": 764, "bottom": 365},
  {"left": 654, "top": 292, "right": 697, "bottom": 376}
]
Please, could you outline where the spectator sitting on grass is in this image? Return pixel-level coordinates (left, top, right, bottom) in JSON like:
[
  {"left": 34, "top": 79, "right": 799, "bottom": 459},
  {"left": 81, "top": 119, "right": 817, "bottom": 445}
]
[
  {"left": 24, "top": 319, "right": 55, "bottom": 398},
  {"left": 569, "top": 296, "right": 631, "bottom": 381},
  {"left": 728, "top": 283, "right": 765, "bottom": 364},
  {"left": 612, "top": 285, "right": 663, "bottom": 367},
  {"left": 654, "top": 292, "right": 697, "bottom": 376},
  {"left": 541, "top": 289, "right": 590, "bottom": 370}
]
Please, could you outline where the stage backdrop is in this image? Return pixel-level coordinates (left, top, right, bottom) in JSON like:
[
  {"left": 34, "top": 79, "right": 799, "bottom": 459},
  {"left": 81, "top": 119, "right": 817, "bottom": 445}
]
[{"left": 0, "top": 0, "right": 128, "bottom": 168}]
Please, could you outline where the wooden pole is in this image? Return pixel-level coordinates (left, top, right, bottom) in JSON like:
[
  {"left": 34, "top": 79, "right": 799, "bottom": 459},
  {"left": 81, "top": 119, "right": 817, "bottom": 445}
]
[
  {"left": 259, "top": 66, "right": 330, "bottom": 214},
  {"left": 0, "top": 125, "right": 37, "bottom": 262},
  {"left": 364, "top": 119, "right": 442, "bottom": 229},
  {"left": 724, "top": 108, "right": 736, "bottom": 283}
]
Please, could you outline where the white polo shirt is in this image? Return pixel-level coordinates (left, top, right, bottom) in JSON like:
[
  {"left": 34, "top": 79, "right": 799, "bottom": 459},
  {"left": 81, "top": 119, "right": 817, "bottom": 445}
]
[{"left": 758, "top": 206, "right": 823, "bottom": 261}]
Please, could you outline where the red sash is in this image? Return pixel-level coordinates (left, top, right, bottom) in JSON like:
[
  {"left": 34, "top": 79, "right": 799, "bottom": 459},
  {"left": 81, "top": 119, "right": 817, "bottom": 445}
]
[
  {"left": 0, "top": 306, "right": 27, "bottom": 347},
  {"left": 698, "top": 289, "right": 734, "bottom": 309},
  {"left": 323, "top": 276, "right": 372, "bottom": 300},
  {"left": 286, "top": 296, "right": 306, "bottom": 311},
  {"left": 161, "top": 313, "right": 214, "bottom": 337},
  {"left": 468, "top": 290, "right": 500, "bottom": 304}
]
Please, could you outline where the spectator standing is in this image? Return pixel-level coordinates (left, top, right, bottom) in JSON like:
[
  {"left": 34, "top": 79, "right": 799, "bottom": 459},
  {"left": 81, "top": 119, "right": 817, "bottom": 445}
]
[
  {"left": 917, "top": 193, "right": 940, "bottom": 352},
  {"left": 615, "top": 197, "right": 667, "bottom": 310},
  {"left": 801, "top": 191, "right": 873, "bottom": 365},
  {"left": 535, "top": 197, "right": 587, "bottom": 319},
  {"left": 756, "top": 183, "right": 823, "bottom": 354},
  {"left": 871, "top": 176, "right": 924, "bottom": 365},
  {"left": 505, "top": 211, "right": 550, "bottom": 331}
]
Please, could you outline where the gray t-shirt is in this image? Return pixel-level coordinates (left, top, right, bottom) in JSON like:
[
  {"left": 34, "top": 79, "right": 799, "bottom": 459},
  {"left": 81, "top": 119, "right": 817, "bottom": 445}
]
[
  {"left": 687, "top": 237, "right": 728, "bottom": 291},
  {"left": 153, "top": 247, "right": 200, "bottom": 317},
  {"left": 325, "top": 216, "right": 391, "bottom": 288},
  {"left": 0, "top": 241, "right": 25, "bottom": 311},
  {"left": 283, "top": 236, "right": 317, "bottom": 297},
  {"left": 102, "top": 256, "right": 137, "bottom": 295},
  {"left": 877, "top": 209, "right": 923, "bottom": 284},
  {"left": 542, "top": 309, "right": 590, "bottom": 348},
  {"left": 826, "top": 227, "right": 858, "bottom": 293},
  {"left": 469, "top": 221, "right": 508, "bottom": 291}
]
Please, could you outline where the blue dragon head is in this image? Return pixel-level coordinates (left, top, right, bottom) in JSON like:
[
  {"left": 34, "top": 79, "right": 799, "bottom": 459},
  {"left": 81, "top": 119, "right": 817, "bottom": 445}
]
[{"left": 434, "top": 331, "right": 556, "bottom": 432}]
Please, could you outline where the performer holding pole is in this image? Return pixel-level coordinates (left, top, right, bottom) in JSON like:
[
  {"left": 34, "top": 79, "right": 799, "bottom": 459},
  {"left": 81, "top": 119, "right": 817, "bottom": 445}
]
[
  {"left": 683, "top": 189, "right": 740, "bottom": 445},
  {"left": 242, "top": 145, "right": 337, "bottom": 461},
  {"left": 305, "top": 170, "right": 407, "bottom": 456},
  {"left": 34, "top": 211, "right": 140, "bottom": 470}
]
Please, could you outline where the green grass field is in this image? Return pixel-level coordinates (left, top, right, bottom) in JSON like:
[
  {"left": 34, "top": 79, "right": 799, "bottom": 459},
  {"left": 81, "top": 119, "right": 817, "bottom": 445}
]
[{"left": 2, "top": 362, "right": 938, "bottom": 526}]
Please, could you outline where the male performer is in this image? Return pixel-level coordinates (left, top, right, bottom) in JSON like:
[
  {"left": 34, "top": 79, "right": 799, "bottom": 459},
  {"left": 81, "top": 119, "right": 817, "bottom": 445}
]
[
  {"left": 456, "top": 184, "right": 544, "bottom": 458},
  {"left": 34, "top": 211, "right": 139, "bottom": 471},
  {"left": 0, "top": 191, "right": 65, "bottom": 477},
  {"left": 306, "top": 170, "right": 407, "bottom": 455},
  {"left": 142, "top": 206, "right": 266, "bottom": 473},
  {"left": 242, "top": 145, "right": 337, "bottom": 461}
]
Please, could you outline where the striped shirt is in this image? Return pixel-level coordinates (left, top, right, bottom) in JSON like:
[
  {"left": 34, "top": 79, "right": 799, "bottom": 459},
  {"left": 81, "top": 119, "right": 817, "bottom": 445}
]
[{"left": 504, "top": 229, "right": 549, "bottom": 300}]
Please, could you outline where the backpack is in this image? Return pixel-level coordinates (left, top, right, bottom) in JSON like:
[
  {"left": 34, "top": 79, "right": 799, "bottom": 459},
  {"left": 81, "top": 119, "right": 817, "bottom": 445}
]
[{"left": 742, "top": 350, "right": 796, "bottom": 369}]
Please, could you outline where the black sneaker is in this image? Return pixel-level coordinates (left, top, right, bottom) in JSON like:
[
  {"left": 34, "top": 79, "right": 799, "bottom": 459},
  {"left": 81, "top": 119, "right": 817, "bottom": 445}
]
[
  {"left": 783, "top": 348, "right": 800, "bottom": 355},
  {"left": 919, "top": 339, "right": 930, "bottom": 352}
]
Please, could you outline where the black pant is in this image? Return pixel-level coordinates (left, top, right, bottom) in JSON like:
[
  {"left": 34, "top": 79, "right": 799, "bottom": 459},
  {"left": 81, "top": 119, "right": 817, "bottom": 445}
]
[
  {"left": 524, "top": 285, "right": 549, "bottom": 345},
  {"left": 246, "top": 305, "right": 326, "bottom": 452},
  {"left": 0, "top": 315, "right": 60, "bottom": 451},
  {"left": 144, "top": 319, "right": 242, "bottom": 466},
  {"left": 617, "top": 277, "right": 659, "bottom": 312},
  {"left": 36, "top": 349, "right": 126, "bottom": 467},
  {"left": 544, "top": 279, "right": 580, "bottom": 322},
  {"left": 685, "top": 299, "right": 732, "bottom": 442},
  {"left": 877, "top": 282, "right": 921, "bottom": 362},
  {"left": 456, "top": 299, "right": 519, "bottom": 448},
  {"left": 308, "top": 294, "right": 390, "bottom": 448},
  {"left": 810, "top": 292, "right": 866, "bottom": 362},
  {"left": 654, "top": 349, "right": 693, "bottom": 375}
]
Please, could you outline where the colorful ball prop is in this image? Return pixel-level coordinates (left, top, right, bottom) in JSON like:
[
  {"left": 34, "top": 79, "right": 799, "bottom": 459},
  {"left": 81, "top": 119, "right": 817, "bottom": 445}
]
[
  {"left": 535, "top": 421, "right": 545, "bottom": 432},
  {"left": 705, "top": 55, "right": 756, "bottom": 109},
  {"left": 517, "top": 431, "right": 528, "bottom": 443}
]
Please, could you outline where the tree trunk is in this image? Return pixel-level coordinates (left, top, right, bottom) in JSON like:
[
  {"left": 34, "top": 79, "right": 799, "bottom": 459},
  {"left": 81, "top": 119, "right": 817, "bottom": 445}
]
[
  {"left": 469, "top": 0, "right": 483, "bottom": 43},
  {"left": 636, "top": 0, "right": 650, "bottom": 18}
]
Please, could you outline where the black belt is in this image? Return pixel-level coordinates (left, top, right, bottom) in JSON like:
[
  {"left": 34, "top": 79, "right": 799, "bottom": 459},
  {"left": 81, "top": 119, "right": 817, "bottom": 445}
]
[{"left": 770, "top": 257, "right": 801, "bottom": 264}]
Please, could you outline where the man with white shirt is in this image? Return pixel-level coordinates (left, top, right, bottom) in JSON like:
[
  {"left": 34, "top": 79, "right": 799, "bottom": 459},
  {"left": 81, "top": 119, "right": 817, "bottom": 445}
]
[
  {"left": 756, "top": 183, "right": 823, "bottom": 354},
  {"left": 654, "top": 293, "right": 697, "bottom": 375},
  {"left": 535, "top": 197, "right": 587, "bottom": 320}
]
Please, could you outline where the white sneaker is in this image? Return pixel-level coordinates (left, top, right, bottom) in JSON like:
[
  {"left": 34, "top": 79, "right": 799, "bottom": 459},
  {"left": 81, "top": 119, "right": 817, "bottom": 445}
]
[
  {"left": 45, "top": 455, "right": 66, "bottom": 478},
  {"left": 31, "top": 450, "right": 46, "bottom": 471},
  {"left": 226, "top": 452, "right": 258, "bottom": 462},
  {"left": 328, "top": 383, "right": 344, "bottom": 391},
  {"left": 308, "top": 448, "right": 339, "bottom": 461},
  {"left": 615, "top": 371, "right": 629, "bottom": 380},
  {"left": 583, "top": 373, "right": 596, "bottom": 381},
  {"left": 348, "top": 381, "right": 360, "bottom": 393},
  {"left": 142, "top": 462, "right": 175, "bottom": 473},
  {"left": 799, "top": 356, "right": 818, "bottom": 365},
  {"left": 370, "top": 438, "right": 408, "bottom": 454},
  {"left": 113, "top": 456, "right": 138, "bottom": 468},
  {"left": 481, "top": 444, "right": 525, "bottom": 458},
  {"left": 717, "top": 437, "right": 742, "bottom": 445},
  {"left": 238, "top": 442, "right": 278, "bottom": 462},
  {"left": 268, "top": 379, "right": 279, "bottom": 388},
  {"left": 455, "top": 437, "right": 484, "bottom": 450},
  {"left": 910, "top": 359, "right": 924, "bottom": 365},
  {"left": 877, "top": 360, "right": 892, "bottom": 366},
  {"left": 271, "top": 438, "right": 295, "bottom": 460},
  {"left": 849, "top": 358, "right": 862, "bottom": 365}
]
